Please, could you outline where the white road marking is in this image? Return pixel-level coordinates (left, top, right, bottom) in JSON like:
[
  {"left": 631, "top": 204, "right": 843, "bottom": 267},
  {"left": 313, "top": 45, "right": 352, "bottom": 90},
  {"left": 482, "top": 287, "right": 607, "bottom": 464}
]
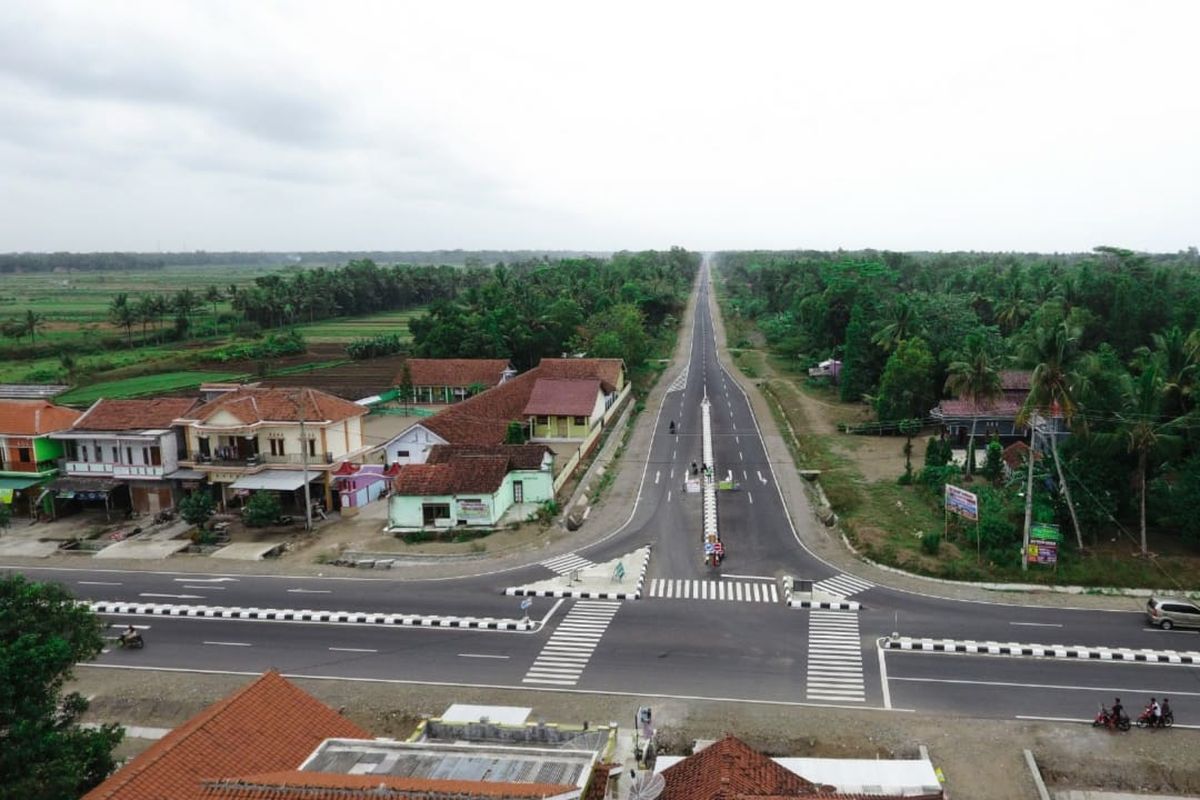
[
  {"left": 183, "top": 585, "right": 223, "bottom": 590},
  {"left": 748, "top": 491, "right": 753, "bottom": 504},
  {"left": 288, "top": 588, "right": 333, "bottom": 594},
  {"left": 667, "top": 491, "right": 672, "bottom": 503},
  {"left": 1010, "top": 622, "right": 1063, "bottom": 628},
  {"left": 648, "top": 579, "right": 778, "bottom": 603},
  {"left": 811, "top": 574, "right": 874, "bottom": 599},
  {"left": 330, "top": 647, "right": 377, "bottom": 653},
  {"left": 743, "top": 469, "right": 748, "bottom": 479},
  {"left": 878, "top": 644, "right": 892, "bottom": 710},
  {"left": 739, "top": 451, "right": 743, "bottom": 460},
  {"left": 655, "top": 470, "right": 660, "bottom": 485},
  {"left": 722, "top": 574, "right": 775, "bottom": 581},
  {"left": 204, "top": 641, "right": 251, "bottom": 647},
  {"left": 757, "top": 470, "right": 766, "bottom": 484},
  {"left": 79, "top": 581, "right": 122, "bottom": 586},
  {"left": 807, "top": 611, "right": 865, "bottom": 703},
  {"left": 174, "top": 577, "right": 238, "bottom": 583},
  {"left": 139, "top": 593, "right": 203, "bottom": 599},
  {"left": 892, "top": 676, "right": 1200, "bottom": 697},
  {"left": 523, "top": 601, "right": 621, "bottom": 686},
  {"left": 1142, "top": 627, "right": 1198, "bottom": 634},
  {"left": 108, "top": 623, "right": 150, "bottom": 630},
  {"left": 672, "top": 449, "right": 676, "bottom": 460},
  {"left": 540, "top": 553, "right": 595, "bottom": 575},
  {"left": 458, "top": 653, "right": 510, "bottom": 659},
  {"left": 735, "top": 436, "right": 740, "bottom": 444}
]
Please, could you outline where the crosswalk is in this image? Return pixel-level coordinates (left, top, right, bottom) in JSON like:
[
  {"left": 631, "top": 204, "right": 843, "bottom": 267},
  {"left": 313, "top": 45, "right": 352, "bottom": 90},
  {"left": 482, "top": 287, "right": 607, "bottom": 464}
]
[
  {"left": 806, "top": 610, "right": 865, "bottom": 703},
  {"left": 812, "top": 573, "right": 874, "bottom": 599},
  {"left": 540, "top": 553, "right": 595, "bottom": 575},
  {"left": 647, "top": 578, "right": 779, "bottom": 603},
  {"left": 523, "top": 600, "right": 621, "bottom": 686}
]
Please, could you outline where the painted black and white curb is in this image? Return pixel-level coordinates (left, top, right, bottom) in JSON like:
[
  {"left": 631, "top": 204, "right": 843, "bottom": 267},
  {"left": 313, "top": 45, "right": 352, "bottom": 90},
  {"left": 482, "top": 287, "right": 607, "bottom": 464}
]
[
  {"left": 883, "top": 636, "right": 1200, "bottom": 665},
  {"left": 504, "top": 546, "right": 651, "bottom": 601},
  {"left": 85, "top": 601, "right": 534, "bottom": 631},
  {"left": 783, "top": 576, "right": 861, "bottom": 611}
]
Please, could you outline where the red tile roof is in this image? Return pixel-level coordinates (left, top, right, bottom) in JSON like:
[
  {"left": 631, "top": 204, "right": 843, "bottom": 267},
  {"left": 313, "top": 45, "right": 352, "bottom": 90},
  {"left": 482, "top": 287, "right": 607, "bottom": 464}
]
[
  {"left": 182, "top": 388, "right": 366, "bottom": 426},
  {"left": 198, "top": 771, "right": 576, "bottom": 799},
  {"left": 660, "top": 736, "right": 826, "bottom": 800},
  {"left": 1000, "top": 370, "right": 1032, "bottom": 392},
  {"left": 426, "top": 444, "right": 551, "bottom": 471},
  {"left": 538, "top": 358, "right": 623, "bottom": 392},
  {"left": 83, "top": 671, "right": 370, "bottom": 800},
  {"left": 1002, "top": 440, "right": 1040, "bottom": 469},
  {"left": 523, "top": 379, "right": 602, "bottom": 417},
  {"left": 0, "top": 399, "right": 81, "bottom": 435},
  {"left": 74, "top": 397, "right": 201, "bottom": 431},
  {"left": 400, "top": 359, "right": 511, "bottom": 388},
  {"left": 932, "top": 398, "right": 1022, "bottom": 419},
  {"left": 421, "top": 369, "right": 542, "bottom": 446},
  {"left": 391, "top": 455, "right": 512, "bottom": 496}
]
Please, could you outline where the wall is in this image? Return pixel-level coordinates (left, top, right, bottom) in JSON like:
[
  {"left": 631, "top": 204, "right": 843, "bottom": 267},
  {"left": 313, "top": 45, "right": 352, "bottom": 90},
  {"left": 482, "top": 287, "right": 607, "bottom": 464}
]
[
  {"left": 382, "top": 424, "right": 446, "bottom": 466},
  {"left": 499, "top": 468, "right": 553, "bottom": 506},
  {"left": 388, "top": 491, "right": 501, "bottom": 529}
]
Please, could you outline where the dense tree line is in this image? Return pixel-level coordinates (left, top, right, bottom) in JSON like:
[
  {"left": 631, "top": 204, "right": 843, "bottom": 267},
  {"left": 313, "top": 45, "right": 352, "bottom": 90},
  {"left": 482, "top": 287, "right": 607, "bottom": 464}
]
[
  {"left": 718, "top": 246, "right": 1200, "bottom": 556},
  {"left": 409, "top": 248, "right": 699, "bottom": 370},
  {"left": 0, "top": 252, "right": 164, "bottom": 273}
]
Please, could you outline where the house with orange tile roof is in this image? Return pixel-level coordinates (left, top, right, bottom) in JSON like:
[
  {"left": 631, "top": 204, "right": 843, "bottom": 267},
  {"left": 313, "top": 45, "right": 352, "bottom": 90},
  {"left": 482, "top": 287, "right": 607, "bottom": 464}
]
[
  {"left": 387, "top": 444, "right": 554, "bottom": 530},
  {"left": 524, "top": 378, "right": 606, "bottom": 441},
  {"left": 0, "top": 398, "right": 81, "bottom": 518},
  {"left": 399, "top": 358, "right": 515, "bottom": 404},
  {"left": 86, "top": 671, "right": 611, "bottom": 800},
  {"left": 51, "top": 397, "right": 201, "bottom": 516},
  {"left": 654, "top": 735, "right": 943, "bottom": 799},
  {"left": 173, "top": 386, "right": 370, "bottom": 511}
]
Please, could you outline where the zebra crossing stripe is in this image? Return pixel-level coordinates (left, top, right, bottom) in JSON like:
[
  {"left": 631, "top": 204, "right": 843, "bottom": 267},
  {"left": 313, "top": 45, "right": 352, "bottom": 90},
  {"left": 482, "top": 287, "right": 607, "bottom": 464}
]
[
  {"left": 812, "top": 573, "right": 874, "bottom": 599},
  {"left": 806, "top": 611, "right": 866, "bottom": 703},
  {"left": 540, "top": 553, "right": 596, "bottom": 575},
  {"left": 523, "top": 600, "right": 621, "bottom": 686},
  {"left": 647, "top": 578, "right": 779, "bottom": 603}
]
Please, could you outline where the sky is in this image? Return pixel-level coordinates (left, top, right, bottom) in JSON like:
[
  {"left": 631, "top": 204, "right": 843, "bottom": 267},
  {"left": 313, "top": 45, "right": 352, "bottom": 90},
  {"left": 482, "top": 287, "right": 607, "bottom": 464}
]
[{"left": 1, "top": 1, "right": 1197, "bottom": 254}]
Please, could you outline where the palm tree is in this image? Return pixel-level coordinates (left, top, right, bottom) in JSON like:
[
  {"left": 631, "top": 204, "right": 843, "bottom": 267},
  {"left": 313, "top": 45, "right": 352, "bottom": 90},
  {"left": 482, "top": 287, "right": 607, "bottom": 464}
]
[
  {"left": 944, "top": 333, "right": 1004, "bottom": 476},
  {"left": 58, "top": 351, "right": 77, "bottom": 385},
  {"left": 1090, "top": 366, "right": 1183, "bottom": 555},
  {"left": 173, "top": 288, "right": 200, "bottom": 339},
  {"left": 23, "top": 310, "right": 45, "bottom": 345},
  {"left": 108, "top": 293, "right": 136, "bottom": 347},
  {"left": 871, "top": 295, "right": 922, "bottom": 353},
  {"left": 135, "top": 295, "right": 157, "bottom": 342},
  {"left": 1018, "top": 321, "right": 1085, "bottom": 554},
  {"left": 1139, "top": 326, "right": 1200, "bottom": 417},
  {"left": 204, "top": 285, "right": 223, "bottom": 334}
]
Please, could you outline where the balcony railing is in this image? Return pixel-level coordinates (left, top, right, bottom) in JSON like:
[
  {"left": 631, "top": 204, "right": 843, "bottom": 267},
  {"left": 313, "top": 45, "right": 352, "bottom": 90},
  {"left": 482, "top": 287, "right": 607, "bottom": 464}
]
[
  {"left": 188, "top": 452, "right": 336, "bottom": 468},
  {"left": 65, "top": 461, "right": 115, "bottom": 475},
  {"left": 114, "top": 464, "right": 166, "bottom": 478}
]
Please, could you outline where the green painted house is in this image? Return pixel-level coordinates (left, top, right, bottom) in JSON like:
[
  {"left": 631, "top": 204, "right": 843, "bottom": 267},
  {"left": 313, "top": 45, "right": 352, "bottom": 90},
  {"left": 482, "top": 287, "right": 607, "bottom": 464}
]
[
  {"left": 0, "top": 399, "right": 82, "bottom": 517},
  {"left": 387, "top": 444, "right": 554, "bottom": 530}
]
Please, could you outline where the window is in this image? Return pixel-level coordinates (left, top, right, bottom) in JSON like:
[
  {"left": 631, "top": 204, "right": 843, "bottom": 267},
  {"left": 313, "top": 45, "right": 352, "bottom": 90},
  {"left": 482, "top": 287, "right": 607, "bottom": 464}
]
[
  {"left": 94, "top": 445, "right": 101, "bottom": 461},
  {"left": 149, "top": 446, "right": 161, "bottom": 466},
  {"left": 125, "top": 447, "right": 133, "bottom": 464},
  {"left": 573, "top": 416, "right": 586, "bottom": 426},
  {"left": 537, "top": 415, "right": 549, "bottom": 425},
  {"left": 269, "top": 439, "right": 286, "bottom": 457},
  {"left": 422, "top": 503, "right": 451, "bottom": 526},
  {"left": 67, "top": 441, "right": 78, "bottom": 460},
  {"left": 112, "top": 447, "right": 120, "bottom": 463},
  {"left": 17, "top": 447, "right": 31, "bottom": 463},
  {"left": 397, "top": 450, "right": 410, "bottom": 458},
  {"left": 80, "top": 444, "right": 88, "bottom": 463},
  {"left": 308, "top": 437, "right": 317, "bottom": 457}
]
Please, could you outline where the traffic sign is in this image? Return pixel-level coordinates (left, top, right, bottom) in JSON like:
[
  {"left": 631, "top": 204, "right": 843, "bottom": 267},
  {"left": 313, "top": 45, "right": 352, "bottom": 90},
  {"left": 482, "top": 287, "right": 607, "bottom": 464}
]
[{"left": 520, "top": 597, "right": 533, "bottom": 609}]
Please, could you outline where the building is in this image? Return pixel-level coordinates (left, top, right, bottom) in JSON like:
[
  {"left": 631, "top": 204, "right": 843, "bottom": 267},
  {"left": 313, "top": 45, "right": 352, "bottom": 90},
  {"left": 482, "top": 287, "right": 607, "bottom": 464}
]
[
  {"left": 331, "top": 462, "right": 390, "bottom": 511},
  {"left": 524, "top": 378, "right": 606, "bottom": 441},
  {"left": 929, "top": 370, "right": 1059, "bottom": 445},
  {"left": 398, "top": 358, "right": 515, "bottom": 404},
  {"left": 174, "top": 387, "right": 370, "bottom": 510},
  {"left": 0, "top": 399, "right": 81, "bottom": 518},
  {"left": 654, "top": 735, "right": 943, "bottom": 799},
  {"left": 85, "top": 672, "right": 611, "bottom": 800},
  {"left": 387, "top": 444, "right": 553, "bottom": 530},
  {"left": 53, "top": 397, "right": 200, "bottom": 515},
  {"left": 389, "top": 358, "right": 628, "bottom": 466}
]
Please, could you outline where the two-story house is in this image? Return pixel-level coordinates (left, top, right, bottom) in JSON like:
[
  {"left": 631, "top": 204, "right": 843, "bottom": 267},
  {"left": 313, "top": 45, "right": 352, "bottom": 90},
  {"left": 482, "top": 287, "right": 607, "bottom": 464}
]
[
  {"left": 175, "top": 386, "right": 369, "bottom": 510},
  {"left": 0, "top": 399, "right": 80, "bottom": 518},
  {"left": 54, "top": 397, "right": 200, "bottom": 515}
]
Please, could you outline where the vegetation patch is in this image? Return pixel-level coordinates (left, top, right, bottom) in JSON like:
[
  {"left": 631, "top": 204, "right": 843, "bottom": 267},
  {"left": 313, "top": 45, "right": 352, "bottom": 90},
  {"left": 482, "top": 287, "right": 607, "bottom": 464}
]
[{"left": 57, "top": 371, "right": 244, "bottom": 406}]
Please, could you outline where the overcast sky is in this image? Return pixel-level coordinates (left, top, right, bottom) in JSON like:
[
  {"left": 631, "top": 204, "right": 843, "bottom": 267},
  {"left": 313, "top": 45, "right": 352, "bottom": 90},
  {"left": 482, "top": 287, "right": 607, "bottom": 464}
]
[{"left": 1, "top": 1, "right": 1197, "bottom": 254}]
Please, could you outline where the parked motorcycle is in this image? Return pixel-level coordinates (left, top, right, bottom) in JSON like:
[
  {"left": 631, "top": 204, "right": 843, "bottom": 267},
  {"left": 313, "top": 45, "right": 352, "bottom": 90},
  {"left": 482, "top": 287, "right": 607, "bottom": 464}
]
[
  {"left": 1092, "top": 705, "right": 1130, "bottom": 732},
  {"left": 1135, "top": 706, "right": 1173, "bottom": 729}
]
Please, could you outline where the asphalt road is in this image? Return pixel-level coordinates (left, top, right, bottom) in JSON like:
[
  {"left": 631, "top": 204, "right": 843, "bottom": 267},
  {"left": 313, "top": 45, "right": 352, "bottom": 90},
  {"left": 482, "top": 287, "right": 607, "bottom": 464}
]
[{"left": 8, "top": 258, "right": 1200, "bottom": 724}]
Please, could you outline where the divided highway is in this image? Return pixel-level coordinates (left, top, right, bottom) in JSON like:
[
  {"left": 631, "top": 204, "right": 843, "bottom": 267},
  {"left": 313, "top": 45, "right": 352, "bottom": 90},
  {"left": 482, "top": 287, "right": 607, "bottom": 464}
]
[{"left": 7, "top": 258, "right": 1199, "bottom": 723}]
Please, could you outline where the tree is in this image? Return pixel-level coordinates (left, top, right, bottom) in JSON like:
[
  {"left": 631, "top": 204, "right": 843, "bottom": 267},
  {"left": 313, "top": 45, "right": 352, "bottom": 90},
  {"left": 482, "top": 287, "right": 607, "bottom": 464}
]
[
  {"left": 23, "top": 309, "right": 45, "bottom": 345},
  {"left": 397, "top": 360, "right": 415, "bottom": 413},
  {"left": 944, "top": 332, "right": 1004, "bottom": 476},
  {"left": 135, "top": 294, "right": 158, "bottom": 342},
  {"left": 505, "top": 420, "right": 527, "bottom": 444},
  {"left": 58, "top": 352, "right": 77, "bottom": 385},
  {"left": 0, "top": 575, "right": 123, "bottom": 798},
  {"left": 1019, "top": 320, "right": 1085, "bottom": 552},
  {"left": 874, "top": 337, "right": 935, "bottom": 423},
  {"left": 107, "top": 293, "right": 136, "bottom": 347},
  {"left": 983, "top": 437, "right": 1003, "bottom": 485},
  {"left": 0, "top": 502, "right": 11, "bottom": 529},
  {"left": 839, "top": 299, "right": 884, "bottom": 403},
  {"left": 204, "top": 285, "right": 223, "bottom": 334},
  {"left": 172, "top": 288, "right": 201, "bottom": 339},
  {"left": 871, "top": 295, "right": 922, "bottom": 353},
  {"left": 1091, "top": 366, "right": 1184, "bottom": 555},
  {"left": 178, "top": 491, "right": 215, "bottom": 530},
  {"left": 243, "top": 492, "right": 282, "bottom": 527}
]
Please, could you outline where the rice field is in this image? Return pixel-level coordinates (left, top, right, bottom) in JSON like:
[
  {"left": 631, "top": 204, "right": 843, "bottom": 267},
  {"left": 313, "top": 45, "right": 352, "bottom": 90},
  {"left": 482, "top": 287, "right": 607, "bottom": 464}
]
[
  {"left": 55, "top": 370, "right": 247, "bottom": 406},
  {"left": 292, "top": 309, "right": 423, "bottom": 343}
]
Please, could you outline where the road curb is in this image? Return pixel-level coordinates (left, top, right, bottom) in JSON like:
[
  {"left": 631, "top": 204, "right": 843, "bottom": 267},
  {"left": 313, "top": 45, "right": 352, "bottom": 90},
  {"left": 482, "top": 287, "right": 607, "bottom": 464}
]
[
  {"left": 86, "top": 601, "right": 533, "bottom": 631},
  {"left": 502, "top": 545, "right": 650, "bottom": 601},
  {"left": 883, "top": 635, "right": 1200, "bottom": 664},
  {"left": 792, "top": 599, "right": 861, "bottom": 611}
]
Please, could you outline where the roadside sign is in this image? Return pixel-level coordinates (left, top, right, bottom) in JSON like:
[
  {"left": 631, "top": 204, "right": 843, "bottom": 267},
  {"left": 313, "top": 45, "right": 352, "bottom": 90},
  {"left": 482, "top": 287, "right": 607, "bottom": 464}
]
[
  {"left": 1027, "top": 523, "right": 1061, "bottom": 565},
  {"left": 520, "top": 597, "right": 533, "bottom": 610},
  {"left": 945, "top": 484, "right": 979, "bottom": 521},
  {"left": 613, "top": 562, "right": 626, "bottom": 582}
]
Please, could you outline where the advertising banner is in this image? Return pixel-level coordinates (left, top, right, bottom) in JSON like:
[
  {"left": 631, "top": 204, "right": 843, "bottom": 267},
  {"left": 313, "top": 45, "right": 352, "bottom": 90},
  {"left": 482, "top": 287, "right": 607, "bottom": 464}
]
[
  {"left": 456, "top": 498, "right": 490, "bottom": 520},
  {"left": 944, "top": 484, "right": 979, "bottom": 521},
  {"left": 1027, "top": 522, "right": 1062, "bottom": 565}
]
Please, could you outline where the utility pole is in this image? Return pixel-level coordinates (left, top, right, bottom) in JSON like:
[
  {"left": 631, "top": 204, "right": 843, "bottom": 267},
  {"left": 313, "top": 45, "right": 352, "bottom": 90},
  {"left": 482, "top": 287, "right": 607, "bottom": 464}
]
[
  {"left": 300, "top": 391, "right": 312, "bottom": 532},
  {"left": 1021, "top": 422, "right": 1037, "bottom": 572}
]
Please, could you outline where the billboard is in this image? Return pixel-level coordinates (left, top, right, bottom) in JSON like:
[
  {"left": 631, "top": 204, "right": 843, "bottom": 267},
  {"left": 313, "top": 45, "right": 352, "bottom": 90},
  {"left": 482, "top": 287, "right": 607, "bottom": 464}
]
[
  {"left": 1027, "top": 523, "right": 1061, "bottom": 565},
  {"left": 944, "top": 484, "right": 979, "bottom": 521}
]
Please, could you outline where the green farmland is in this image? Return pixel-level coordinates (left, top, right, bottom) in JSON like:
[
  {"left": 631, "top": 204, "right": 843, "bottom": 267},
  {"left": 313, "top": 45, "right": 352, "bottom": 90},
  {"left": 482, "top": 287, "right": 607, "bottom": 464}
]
[
  {"left": 293, "top": 309, "right": 421, "bottom": 343},
  {"left": 55, "top": 370, "right": 246, "bottom": 406}
]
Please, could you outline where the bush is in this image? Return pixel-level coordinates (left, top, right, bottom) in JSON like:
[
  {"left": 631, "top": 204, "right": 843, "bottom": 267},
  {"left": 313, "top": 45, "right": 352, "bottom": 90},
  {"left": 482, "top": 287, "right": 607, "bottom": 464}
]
[
  {"left": 0, "top": 502, "right": 10, "bottom": 529},
  {"left": 346, "top": 333, "right": 408, "bottom": 360},
  {"left": 242, "top": 492, "right": 283, "bottom": 527},
  {"left": 177, "top": 492, "right": 215, "bottom": 529},
  {"left": 920, "top": 530, "right": 941, "bottom": 555},
  {"left": 207, "top": 330, "right": 305, "bottom": 363}
]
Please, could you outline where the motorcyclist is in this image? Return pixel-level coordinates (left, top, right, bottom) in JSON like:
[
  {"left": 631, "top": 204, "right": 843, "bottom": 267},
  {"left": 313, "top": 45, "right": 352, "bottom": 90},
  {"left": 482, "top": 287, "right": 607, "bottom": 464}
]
[
  {"left": 119, "top": 625, "right": 141, "bottom": 646},
  {"left": 1160, "top": 698, "right": 1172, "bottom": 727},
  {"left": 669, "top": 420, "right": 676, "bottom": 434},
  {"left": 1110, "top": 698, "right": 1125, "bottom": 726},
  {"left": 1147, "top": 697, "right": 1161, "bottom": 728}
]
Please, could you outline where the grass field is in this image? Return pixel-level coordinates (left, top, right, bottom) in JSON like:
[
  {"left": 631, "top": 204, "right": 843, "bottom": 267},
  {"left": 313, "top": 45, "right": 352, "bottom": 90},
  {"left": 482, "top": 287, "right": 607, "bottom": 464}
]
[
  {"left": 56, "top": 370, "right": 246, "bottom": 406},
  {"left": 293, "top": 309, "right": 422, "bottom": 342}
]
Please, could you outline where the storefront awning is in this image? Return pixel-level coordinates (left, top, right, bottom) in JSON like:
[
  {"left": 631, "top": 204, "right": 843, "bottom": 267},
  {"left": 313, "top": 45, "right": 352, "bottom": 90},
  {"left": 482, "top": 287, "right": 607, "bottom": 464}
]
[
  {"left": 0, "top": 476, "right": 44, "bottom": 491},
  {"left": 229, "top": 471, "right": 310, "bottom": 491},
  {"left": 165, "top": 468, "right": 206, "bottom": 481}
]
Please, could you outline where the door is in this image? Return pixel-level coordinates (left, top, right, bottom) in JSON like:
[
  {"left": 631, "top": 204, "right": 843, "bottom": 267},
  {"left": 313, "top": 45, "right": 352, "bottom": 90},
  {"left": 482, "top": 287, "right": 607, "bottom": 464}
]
[
  {"left": 513, "top": 480, "right": 524, "bottom": 504},
  {"left": 556, "top": 417, "right": 568, "bottom": 437}
]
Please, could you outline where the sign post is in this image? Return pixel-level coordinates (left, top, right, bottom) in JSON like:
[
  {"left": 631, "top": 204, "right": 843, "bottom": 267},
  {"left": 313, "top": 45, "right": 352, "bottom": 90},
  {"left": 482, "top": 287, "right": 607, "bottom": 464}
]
[
  {"left": 612, "top": 562, "right": 626, "bottom": 583},
  {"left": 945, "top": 484, "right": 981, "bottom": 562},
  {"left": 1027, "top": 523, "right": 1062, "bottom": 569},
  {"left": 520, "top": 596, "right": 532, "bottom": 623}
]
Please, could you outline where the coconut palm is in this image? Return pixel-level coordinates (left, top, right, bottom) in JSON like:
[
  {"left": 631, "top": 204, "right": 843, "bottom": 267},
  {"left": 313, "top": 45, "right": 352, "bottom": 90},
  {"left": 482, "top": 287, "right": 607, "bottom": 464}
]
[
  {"left": 1018, "top": 320, "right": 1085, "bottom": 552},
  {"left": 204, "top": 285, "right": 223, "bottom": 334},
  {"left": 107, "top": 294, "right": 136, "bottom": 347},
  {"left": 23, "top": 310, "right": 45, "bottom": 345},
  {"left": 871, "top": 295, "right": 923, "bottom": 353},
  {"left": 943, "top": 333, "right": 1004, "bottom": 476}
]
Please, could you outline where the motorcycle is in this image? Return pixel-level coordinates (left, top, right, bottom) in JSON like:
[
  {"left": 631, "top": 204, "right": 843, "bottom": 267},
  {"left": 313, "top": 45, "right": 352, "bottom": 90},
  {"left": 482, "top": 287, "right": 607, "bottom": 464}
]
[
  {"left": 1092, "top": 705, "right": 1130, "bottom": 732},
  {"left": 1135, "top": 707, "right": 1173, "bottom": 729},
  {"left": 117, "top": 633, "right": 145, "bottom": 650}
]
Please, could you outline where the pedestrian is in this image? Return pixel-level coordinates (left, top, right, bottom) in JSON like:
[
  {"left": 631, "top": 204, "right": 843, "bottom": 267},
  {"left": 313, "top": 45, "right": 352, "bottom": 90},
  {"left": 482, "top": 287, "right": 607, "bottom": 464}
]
[{"left": 1160, "top": 698, "right": 1171, "bottom": 727}]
